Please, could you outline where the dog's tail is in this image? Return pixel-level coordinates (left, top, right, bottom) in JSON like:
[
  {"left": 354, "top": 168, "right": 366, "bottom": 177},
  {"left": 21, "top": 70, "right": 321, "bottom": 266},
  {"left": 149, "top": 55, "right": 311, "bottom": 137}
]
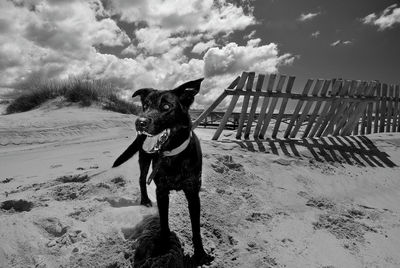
[{"left": 112, "top": 135, "right": 146, "bottom": 168}]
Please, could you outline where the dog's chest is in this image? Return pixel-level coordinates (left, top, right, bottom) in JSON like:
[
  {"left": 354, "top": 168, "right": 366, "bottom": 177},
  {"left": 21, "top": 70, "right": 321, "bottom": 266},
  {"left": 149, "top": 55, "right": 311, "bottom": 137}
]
[{"left": 152, "top": 156, "right": 201, "bottom": 192}]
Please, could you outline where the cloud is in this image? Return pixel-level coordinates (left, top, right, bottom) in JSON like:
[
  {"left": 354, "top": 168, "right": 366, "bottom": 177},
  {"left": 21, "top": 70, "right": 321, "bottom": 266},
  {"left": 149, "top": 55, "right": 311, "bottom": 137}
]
[
  {"left": 245, "top": 30, "right": 256, "bottom": 39},
  {"left": 0, "top": 0, "right": 130, "bottom": 85},
  {"left": 311, "top": 30, "right": 320, "bottom": 38},
  {"left": 330, "top": 40, "right": 341, "bottom": 47},
  {"left": 298, "top": 12, "right": 321, "bottom": 22},
  {"left": 107, "top": 0, "right": 256, "bottom": 36},
  {"left": 204, "top": 39, "right": 296, "bottom": 77},
  {"left": 121, "top": 44, "right": 138, "bottom": 56},
  {"left": 0, "top": 0, "right": 296, "bottom": 109},
  {"left": 192, "top": 40, "right": 217, "bottom": 54},
  {"left": 361, "top": 4, "right": 400, "bottom": 30},
  {"left": 330, "top": 40, "right": 352, "bottom": 47}
]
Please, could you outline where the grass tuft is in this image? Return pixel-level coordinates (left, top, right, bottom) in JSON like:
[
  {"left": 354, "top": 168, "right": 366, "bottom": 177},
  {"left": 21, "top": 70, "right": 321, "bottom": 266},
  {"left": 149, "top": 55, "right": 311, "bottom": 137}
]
[
  {"left": 102, "top": 94, "right": 140, "bottom": 114},
  {"left": 6, "top": 78, "right": 140, "bottom": 115}
]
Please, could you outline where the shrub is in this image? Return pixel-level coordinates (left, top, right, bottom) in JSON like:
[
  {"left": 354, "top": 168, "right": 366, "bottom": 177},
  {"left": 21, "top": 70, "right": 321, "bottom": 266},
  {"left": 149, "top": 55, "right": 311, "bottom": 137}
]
[
  {"left": 5, "top": 78, "right": 138, "bottom": 114},
  {"left": 102, "top": 94, "right": 140, "bottom": 114},
  {"left": 64, "top": 79, "right": 100, "bottom": 107},
  {"left": 6, "top": 87, "right": 55, "bottom": 113}
]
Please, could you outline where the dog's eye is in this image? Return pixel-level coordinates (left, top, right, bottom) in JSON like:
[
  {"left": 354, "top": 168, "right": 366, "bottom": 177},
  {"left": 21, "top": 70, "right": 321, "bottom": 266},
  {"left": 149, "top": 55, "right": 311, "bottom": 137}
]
[
  {"left": 143, "top": 104, "right": 148, "bottom": 110},
  {"left": 161, "top": 104, "right": 171, "bottom": 111}
]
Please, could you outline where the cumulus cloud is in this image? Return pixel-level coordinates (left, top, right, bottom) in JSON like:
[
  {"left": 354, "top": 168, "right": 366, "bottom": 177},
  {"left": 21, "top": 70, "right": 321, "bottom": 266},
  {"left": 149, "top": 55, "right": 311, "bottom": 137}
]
[
  {"left": 330, "top": 40, "right": 341, "bottom": 47},
  {"left": 311, "top": 30, "right": 320, "bottom": 38},
  {"left": 245, "top": 30, "right": 257, "bottom": 40},
  {"left": 330, "top": 40, "right": 352, "bottom": 47},
  {"left": 0, "top": 0, "right": 130, "bottom": 85},
  {"left": 204, "top": 39, "right": 296, "bottom": 77},
  {"left": 298, "top": 12, "right": 321, "bottom": 22},
  {"left": 109, "top": 0, "right": 256, "bottom": 35},
  {"left": 361, "top": 4, "right": 400, "bottom": 30},
  {"left": 121, "top": 44, "right": 138, "bottom": 56},
  {"left": 0, "top": 0, "right": 296, "bottom": 108},
  {"left": 192, "top": 40, "right": 217, "bottom": 54}
]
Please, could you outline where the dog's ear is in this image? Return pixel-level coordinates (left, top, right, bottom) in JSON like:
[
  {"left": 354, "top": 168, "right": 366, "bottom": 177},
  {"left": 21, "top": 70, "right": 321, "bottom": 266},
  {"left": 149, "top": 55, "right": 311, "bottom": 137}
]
[
  {"left": 132, "top": 88, "right": 155, "bottom": 103},
  {"left": 172, "top": 78, "right": 204, "bottom": 108}
]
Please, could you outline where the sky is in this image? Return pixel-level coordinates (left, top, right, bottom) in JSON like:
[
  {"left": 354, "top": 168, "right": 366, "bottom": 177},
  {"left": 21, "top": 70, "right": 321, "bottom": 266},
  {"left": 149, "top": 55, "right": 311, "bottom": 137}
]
[{"left": 0, "top": 0, "right": 399, "bottom": 108}]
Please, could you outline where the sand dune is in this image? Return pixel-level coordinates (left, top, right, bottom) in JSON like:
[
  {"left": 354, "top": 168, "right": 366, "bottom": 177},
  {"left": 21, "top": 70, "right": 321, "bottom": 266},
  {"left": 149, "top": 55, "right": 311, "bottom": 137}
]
[{"left": 1, "top": 103, "right": 400, "bottom": 267}]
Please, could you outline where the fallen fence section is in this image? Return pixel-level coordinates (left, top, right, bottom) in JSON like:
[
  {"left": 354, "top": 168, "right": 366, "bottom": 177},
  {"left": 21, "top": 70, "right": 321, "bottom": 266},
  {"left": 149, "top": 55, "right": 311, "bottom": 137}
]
[{"left": 192, "top": 72, "right": 400, "bottom": 140}]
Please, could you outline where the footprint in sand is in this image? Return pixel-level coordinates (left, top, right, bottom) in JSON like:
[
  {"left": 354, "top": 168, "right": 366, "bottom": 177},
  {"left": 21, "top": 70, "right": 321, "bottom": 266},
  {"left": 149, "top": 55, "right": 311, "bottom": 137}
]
[
  {"left": 80, "top": 157, "right": 94, "bottom": 162},
  {"left": 95, "top": 196, "right": 141, "bottom": 208},
  {"left": 211, "top": 154, "right": 244, "bottom": 174},
  {"left": 76, "top": 165, "right": 98, "bottom": 171},
  {"left": 50, "top": 164, "right": 63, "bottom": 169},
  {"left": 0, "top": 177, "right": 13, "bottom": 183},
  {"left": 46, "top": 230, "right": 88, "bottom": 248},
  {"left": 34, "top": 217, "right": 68, "bottom": 237},
  {"left": 0, "top": 199, "right": 34, "bottom": 212}
]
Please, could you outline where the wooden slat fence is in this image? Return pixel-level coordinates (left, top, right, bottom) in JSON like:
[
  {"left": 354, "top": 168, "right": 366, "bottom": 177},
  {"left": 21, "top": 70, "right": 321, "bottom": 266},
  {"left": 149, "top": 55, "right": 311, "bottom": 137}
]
[{"left": 192, "top": 72, "right": 400, "bottom": 140}]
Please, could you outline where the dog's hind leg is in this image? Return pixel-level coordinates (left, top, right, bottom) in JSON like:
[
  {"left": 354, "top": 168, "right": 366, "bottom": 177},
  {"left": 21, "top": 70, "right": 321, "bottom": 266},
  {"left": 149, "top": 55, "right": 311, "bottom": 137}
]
[
  {"left": 184, "top": 187, "right": 214, "bottom": 265},
  {"left": 138, "top": 151, "right": 152, "bottom": 207}
]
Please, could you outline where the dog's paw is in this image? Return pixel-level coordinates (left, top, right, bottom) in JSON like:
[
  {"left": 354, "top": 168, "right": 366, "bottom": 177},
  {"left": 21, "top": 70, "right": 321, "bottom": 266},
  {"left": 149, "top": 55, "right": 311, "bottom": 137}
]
[{"left": 192, "top": 251, "right": 214, "bottom": 266}]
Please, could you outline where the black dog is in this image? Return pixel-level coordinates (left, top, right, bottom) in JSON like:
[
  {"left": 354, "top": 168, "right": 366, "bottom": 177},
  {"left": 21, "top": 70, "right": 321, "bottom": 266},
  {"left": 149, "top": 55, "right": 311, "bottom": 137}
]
[{"left": 112, "top": 78, "right": 213, "bottom": 265}]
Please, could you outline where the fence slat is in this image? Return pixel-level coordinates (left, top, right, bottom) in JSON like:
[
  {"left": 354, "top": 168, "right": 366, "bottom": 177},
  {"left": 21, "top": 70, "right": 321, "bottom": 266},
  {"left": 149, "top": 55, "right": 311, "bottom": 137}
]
[
  {"left": 302, "top": 80, "right": 331, "bottom": 138},
  {"left": 336, "top": 81, "right": 362, "bottom": 136},
  {"left": 379, "top": 84, "right": 388, "bottom": 132},
  {"left": 315, "top": 80, "right": 344, "bottom": 137},
  {"left": 236, "top": 72, "right": 255, "bottom": 139},
  {"left": 259, "top": 75, "right": 287, "bottom": 139},
  {"left": 212, "top": 72, "right": 249, "bottom": 140},
  {"left": 289, "top": 79, "right": 321, "bottom": 138},
  {"left": 395, "top": 85, "right": 400, "bottom": 132},
  {"left": 244, "top": 74, "right": 265, "bottom": 139},
  {"left": 192, "top": 76, "right": 240, "bottom": 128},
  {"left": 353, "top": 81, "right": 370, "bottom": 135},
  {"left": 253, "top": 74, "right": 276, "bottom": 139},
  {"left": 323, "top": 80, "right": 352, "bottom": 136},
  {"left": 342, "top": 82, "right": 375, "bottom": 136},
  {"left": 272, "top": 76, "right": 295, "bottom": 138},
  {"left": 347, "top": 81, "right": 363, "bottom": 135},
  {"left": 310, "top": 80, "right": 342, "bottom": 137},
  {"left": 387, "top": 85, "right": 394, "bottom": 132},
  {"left": 366, "top": 82, "right": 376, "bottom": 134},
  {"left": 374, "top": 84, "right": 381, "bottom": 133},
  {"left": 283, "top": 79, "right": 314, "bottom": 138}
]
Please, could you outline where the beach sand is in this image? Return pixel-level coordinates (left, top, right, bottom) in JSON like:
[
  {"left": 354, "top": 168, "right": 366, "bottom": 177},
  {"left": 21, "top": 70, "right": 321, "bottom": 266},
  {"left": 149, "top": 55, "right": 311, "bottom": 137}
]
[{"left": 1, "top": 102, "right": 400, "bottom": 267}]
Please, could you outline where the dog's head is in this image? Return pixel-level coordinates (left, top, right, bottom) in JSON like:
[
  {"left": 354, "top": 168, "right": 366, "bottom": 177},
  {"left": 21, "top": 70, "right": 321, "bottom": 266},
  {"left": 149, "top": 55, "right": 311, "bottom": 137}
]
[{"left": 132, "top": 78, "right": 203, "bottom": 152}]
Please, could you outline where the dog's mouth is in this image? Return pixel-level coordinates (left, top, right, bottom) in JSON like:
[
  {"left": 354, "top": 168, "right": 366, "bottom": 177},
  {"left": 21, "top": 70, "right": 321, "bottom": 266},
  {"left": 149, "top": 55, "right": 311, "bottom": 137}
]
[{"left": 139, "top": 129, "right": 170, "bottom": 153}]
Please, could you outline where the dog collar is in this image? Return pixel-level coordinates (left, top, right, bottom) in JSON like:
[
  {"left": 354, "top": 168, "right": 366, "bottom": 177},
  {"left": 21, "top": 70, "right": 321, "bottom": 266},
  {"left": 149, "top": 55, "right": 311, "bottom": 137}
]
[{"left": 162, "top": 131, "right": 192, "bottom": 157}]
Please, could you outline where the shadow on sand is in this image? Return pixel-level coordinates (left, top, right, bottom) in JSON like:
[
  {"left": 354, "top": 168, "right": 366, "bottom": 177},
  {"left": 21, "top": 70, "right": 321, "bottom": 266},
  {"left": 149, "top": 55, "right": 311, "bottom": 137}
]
[
  {"left": 221, "top": 136, "right": 396, "bottom": 168},
  {"left": 127, "top": 214, "right": 195, "bottom": 268}
]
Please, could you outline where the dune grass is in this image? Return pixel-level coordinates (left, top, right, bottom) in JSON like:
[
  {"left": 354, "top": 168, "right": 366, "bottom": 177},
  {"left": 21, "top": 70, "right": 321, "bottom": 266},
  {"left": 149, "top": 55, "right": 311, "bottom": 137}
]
[{"left": 6, "top": 78, "right": 140, "bottom": 115}]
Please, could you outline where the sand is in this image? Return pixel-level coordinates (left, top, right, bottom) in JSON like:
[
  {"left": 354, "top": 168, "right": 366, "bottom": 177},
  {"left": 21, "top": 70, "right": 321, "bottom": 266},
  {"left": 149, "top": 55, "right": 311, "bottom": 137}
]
[{"left": 1, "top": 102, "right": 400, "bottom": 268}]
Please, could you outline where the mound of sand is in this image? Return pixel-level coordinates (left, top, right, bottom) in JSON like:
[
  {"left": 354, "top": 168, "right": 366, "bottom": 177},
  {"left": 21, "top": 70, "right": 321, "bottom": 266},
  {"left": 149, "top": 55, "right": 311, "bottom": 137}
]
[{"left": 1, "top": 103, "right": 400, "bottom": 267}]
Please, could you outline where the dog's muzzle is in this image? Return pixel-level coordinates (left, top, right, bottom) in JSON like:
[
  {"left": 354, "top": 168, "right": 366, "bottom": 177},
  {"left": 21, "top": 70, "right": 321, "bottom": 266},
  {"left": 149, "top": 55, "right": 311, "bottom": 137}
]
[{"left": 136, "top": 117, "right": 151, "bottom": 133}]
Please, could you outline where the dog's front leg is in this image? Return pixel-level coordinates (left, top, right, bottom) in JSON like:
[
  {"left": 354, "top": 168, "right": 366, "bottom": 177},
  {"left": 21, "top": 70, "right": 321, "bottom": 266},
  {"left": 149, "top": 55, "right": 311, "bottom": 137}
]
[
  {"left": 184, "top": 188, "right": 214, "bottom": 265},
  {"left": 138, "top": 151, "right": 152, "bottom": 207},
  {"left": 156, "top": 187, "right": 170, "bottom": 241}
]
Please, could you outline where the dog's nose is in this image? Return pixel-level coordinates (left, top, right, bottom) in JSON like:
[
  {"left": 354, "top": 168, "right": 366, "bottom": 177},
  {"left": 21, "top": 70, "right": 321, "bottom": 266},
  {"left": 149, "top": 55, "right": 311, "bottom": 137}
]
[{"left": 136, "top": 117, "right": 150, "bottom": 131}]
